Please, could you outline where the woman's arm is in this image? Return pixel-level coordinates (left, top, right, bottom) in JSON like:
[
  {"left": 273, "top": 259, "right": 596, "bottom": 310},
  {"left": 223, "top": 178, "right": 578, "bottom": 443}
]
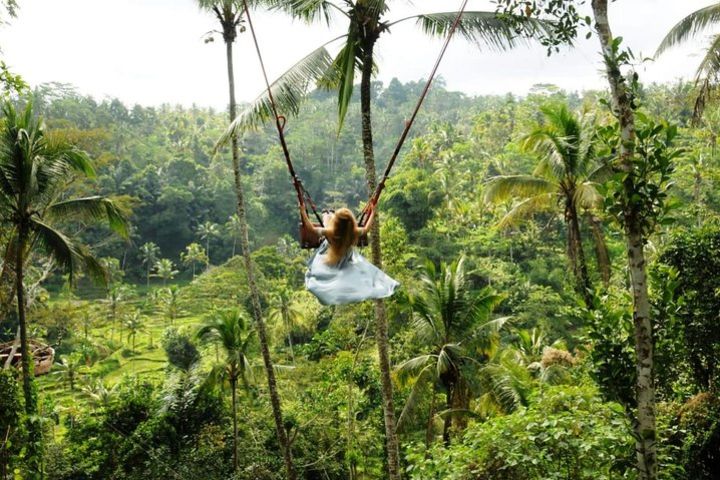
[
  {"left": 360, "top": 203, "right": 376, "bottom": 235},
  {"left": 300, "top": 203, "right": 325, "bottom": 236}
]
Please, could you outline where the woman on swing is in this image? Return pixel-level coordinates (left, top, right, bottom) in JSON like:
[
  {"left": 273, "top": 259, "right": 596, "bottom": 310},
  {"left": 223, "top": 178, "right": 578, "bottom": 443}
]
[{"left": 300, "top": 200, "right": 399, "bottom": 305}]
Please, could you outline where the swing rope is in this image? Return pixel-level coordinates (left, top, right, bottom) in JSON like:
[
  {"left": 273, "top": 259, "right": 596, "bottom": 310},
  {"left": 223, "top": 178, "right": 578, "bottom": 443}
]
[
  {"left": 358, "top": 0, "right": 470, "bottom": 225},
  {"left": 241, "top": 0, "right": 469, "bottom": 227},
  {"left": 241, "top": 0, "right": 324, "bottom": 226}
]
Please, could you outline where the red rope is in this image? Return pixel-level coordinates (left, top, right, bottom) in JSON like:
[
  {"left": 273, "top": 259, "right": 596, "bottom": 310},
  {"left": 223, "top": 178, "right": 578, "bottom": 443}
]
[
  {"left": 241, "top": 0, "right": 324, "bottom": 225},
  {"left": 359, "top": 0, "right": 470, "bottom": 224},
  {"left": 241, "top": 0, "right": 469, "bottom": 227}
]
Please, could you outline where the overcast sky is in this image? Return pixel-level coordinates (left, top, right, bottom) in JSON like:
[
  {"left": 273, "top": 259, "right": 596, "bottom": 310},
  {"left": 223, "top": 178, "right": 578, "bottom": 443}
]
[{"left": 0, "top": 0, "right": 714, "bottom": 109}]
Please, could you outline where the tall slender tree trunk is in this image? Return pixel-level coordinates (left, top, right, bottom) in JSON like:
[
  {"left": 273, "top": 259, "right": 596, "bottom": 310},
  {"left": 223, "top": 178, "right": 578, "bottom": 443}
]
[
  {"left": 442, "top": 388, "right": 452, "bottom": 446},
  {"left": 16, "top": 226, "right": 33, "bottom": 417},
  {"left": 231, "top": 377, "right": 238, "bottom": 472},
  {"left": 285, "top": 316, "right": 295, "bottom": 364},
  {"left": 425, "top": 390, "right": 436, "bottom": 450},
  {"left": 224, "top": 35, "right": 296, "bottom": 480},
  {"left": 206, "top": 238, "right": 211, "bottom": 270},
  {"left": 360, "top": 42, "right": 401, "bottom": 480},
  {"left": 565, "top": 201, "right": 593, "bottom": 307},
  {"left": 16, "top": 224, "right": 41, "bottom": 477},
  {"left": 586, "top": 212, "right": 611, "bottom": 287},
  {"left": 591, "top": 2, "right": 657, "bottom": 479}
]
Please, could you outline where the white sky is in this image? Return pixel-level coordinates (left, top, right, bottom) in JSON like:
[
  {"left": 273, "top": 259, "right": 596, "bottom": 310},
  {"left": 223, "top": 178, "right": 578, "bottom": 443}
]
[{"left": 0, "top": 0, "right": 715, "bottom": 109}]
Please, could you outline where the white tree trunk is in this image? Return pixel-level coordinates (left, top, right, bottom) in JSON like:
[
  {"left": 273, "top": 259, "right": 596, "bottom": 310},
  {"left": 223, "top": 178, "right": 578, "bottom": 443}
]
[{"left": 591, "top": 2, "right": 657, "bottom": 479}]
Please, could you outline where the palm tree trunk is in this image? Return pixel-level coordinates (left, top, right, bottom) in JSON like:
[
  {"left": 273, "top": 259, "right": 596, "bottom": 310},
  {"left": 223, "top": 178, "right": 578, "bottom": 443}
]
[
  {"left": 566, "top": 201, "right": 593, "bottom": 307},
  {"left": 225, "top": 35, "right": 296, "bottom": 480},
  {"left": 206, "top": 238, "right": 210, "bottom": 271},
  {"left": 442, "top": 389, "right": 452, "bottom": 446},
  {"left": 16, "top": 224, "right": 41, "bottom": 475},
  {"left": 231, "top": 377, "right": 239, "bottom": 471},
  {"left": 360, "top": 41, "right": 401, "bottom": 480},
  {"left": 286, "top": 321, "right": 295, "bottom": 365},
  {"left": 585, "top": 212, "right": 611, "bottom": 287},
  {"left": 425, "top": 390, "right": 436, "bottom": 450},
  {"left": 591, "top": 2, "right": 657, "bottom": 479},
  {"left": 16, "top": 226, "right": 33, "bottom": 416}
]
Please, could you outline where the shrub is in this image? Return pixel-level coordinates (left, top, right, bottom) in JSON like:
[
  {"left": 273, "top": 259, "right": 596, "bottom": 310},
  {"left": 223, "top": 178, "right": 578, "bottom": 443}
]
[{"left": 406, "top": 386, "right": 635, "bottom": 480}]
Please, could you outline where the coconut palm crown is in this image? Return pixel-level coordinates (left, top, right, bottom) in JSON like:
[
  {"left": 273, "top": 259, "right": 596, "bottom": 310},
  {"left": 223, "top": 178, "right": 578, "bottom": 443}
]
[
  {"left": 656, "top": 2, "right": 720, "bottom": 120},
  {"left": 484, "top": 103, "right": 611, "bottom": 304}
]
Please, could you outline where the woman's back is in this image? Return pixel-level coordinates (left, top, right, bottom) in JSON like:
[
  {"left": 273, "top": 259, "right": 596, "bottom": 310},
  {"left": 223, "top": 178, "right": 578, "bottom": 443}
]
[{"left": 324, "top": 208, "right": 360, "bottom": 266}]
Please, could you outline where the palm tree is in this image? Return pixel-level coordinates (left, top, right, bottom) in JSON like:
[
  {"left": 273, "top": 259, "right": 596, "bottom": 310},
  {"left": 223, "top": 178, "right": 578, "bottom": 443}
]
[
  {"left": 396, "top": 256, "right": 508, "bottom": 445},
  {"left": 222, "top": 6, "right": 547, "bottom": 475},
  {"left": 196, "top": 221, "right": 219, "bottom": 269},
  {"left": 181, "top": 242, "right": 207, "bottom": 279},
  {"left": 197, "top": 308, "right": 255, "bottom": 473},
  {"left": 153, "top": 258, "right": 178, "bottom": 286},
  {"left": 199, "top": 1, "right": 295, "bottom": 475},
  {"left": 106, "top": 283, "right": 133, "bottom": 341},
  {"left": 124, "top": 310, "right": 145, "bottom": 352},
  {"left": 267, "top": 285, "right": 308, "bottom": 364},
  {"left": 0, "top": 101, "right": 127, "bottom": 448},
  {"left": 139, "top": 242, "right": 160, "bottom": 287},
  {"left": 225, "top": 214, "right": 243, "bottom": 257},
  {"left": 158, "top": 285, "right": 182, "bottom": 326},
  {"left": 82, "top": 379, "right": 117, "bottom": 408},
  {"left": 656, "top": 2, "right": 720, "bottom": 121},
  {"left": 53, "top": 354, "right": 83, "bottom": 391},
  {"left": 484, "top": 104, "right": 610, "bottom": 305}
]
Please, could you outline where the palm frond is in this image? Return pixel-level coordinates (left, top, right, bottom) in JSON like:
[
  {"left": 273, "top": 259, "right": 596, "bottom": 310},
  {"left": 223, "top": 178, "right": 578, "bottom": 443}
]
[
  {"left": 396, "top": 354, "right": 435, "bottom": 383},
  {"left": 43, "top": 132, "right": 95, "bottom": 178},
  {"left": 436, "top": 343, "right": 462, "bottom": 377},
  {"left": 656, "top": 3, "right": 720, "bottom": 56},
  {"left": 573, "top": 182, "right": 602, "bottom": 210},
  {"left": 413, "top": 11, "right": 546, "bottom": 50},
  {"left": 497, "top": 193, "right": 556, "bottom": 229},
  {"left": 472, "top": 315, "right": 512, "bottom": 338},
  {"left": 696, "top": 32, "right": 720, "bottom": 84},
  {"left": 29, "top": 218, "right": 80, "bottom": 277},
  {"left": 484, "top": 175, "right": 555, "bottom": 203},
  {"left": 480, "top": 360, "right": 533, "bottom": 413},
  {"left": 46, "top": 196, "right": 129, "bottom": 238},
  {"left": 267, "top": 0, "right": 339, "bottom": 25},
  {"left": 587, "top": 161, "right": 614, "bottom": 183},
  {"left": 335, "top": 39, "right": 360, "bottom": 133},
  {"left": 396, "top": 364, "right": 435, "bottom": 431},
  {"left": 216, "top": 45, "right": 335, "bottom": 146}
]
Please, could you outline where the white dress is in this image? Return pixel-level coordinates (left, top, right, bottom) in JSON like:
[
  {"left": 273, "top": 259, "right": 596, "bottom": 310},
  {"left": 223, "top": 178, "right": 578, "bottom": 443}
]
[{"left": 305, "top": 240, "right": 400, "bottom": 305}]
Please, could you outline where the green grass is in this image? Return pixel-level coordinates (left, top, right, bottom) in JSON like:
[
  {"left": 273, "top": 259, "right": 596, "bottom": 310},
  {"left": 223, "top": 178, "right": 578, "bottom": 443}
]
[
  {"left": 38, "top": 276, "right": 214, "bottom": 413},
  {"left": 36, "top": 258, "right": 299, "bottom": 442}
]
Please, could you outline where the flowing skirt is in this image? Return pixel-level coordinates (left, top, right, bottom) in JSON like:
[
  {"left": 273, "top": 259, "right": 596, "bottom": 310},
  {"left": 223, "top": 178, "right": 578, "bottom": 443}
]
[{"left": 305, "top": 241, "right": 400, "bottom": 305}]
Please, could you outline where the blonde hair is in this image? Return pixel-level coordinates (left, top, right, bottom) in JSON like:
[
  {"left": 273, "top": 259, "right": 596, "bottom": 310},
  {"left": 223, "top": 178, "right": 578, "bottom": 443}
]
[{"left": 325, "top": 208, "right": 361, "bottom": 266}]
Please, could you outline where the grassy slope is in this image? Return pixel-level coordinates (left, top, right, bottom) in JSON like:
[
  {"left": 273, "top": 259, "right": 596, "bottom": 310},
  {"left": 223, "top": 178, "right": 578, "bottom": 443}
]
[{"left": 37, "top": 258, "right": 256, "bottom": 415}]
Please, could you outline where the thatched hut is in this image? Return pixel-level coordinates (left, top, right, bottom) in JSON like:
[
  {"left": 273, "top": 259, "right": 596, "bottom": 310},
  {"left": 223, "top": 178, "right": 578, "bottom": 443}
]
[{"left": 0, "top": 339, "right": 55, "bottom": 376}]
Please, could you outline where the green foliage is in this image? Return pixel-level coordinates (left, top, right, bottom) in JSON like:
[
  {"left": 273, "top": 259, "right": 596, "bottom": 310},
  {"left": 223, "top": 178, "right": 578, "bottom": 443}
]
[
  {"left": 0, "top": 369, "right": 22, "bottom": 477},
  {"left": 161, "top": 328, "right": 200, "bottom": 371},
  {"left": 10, "top": 75, "right": 720, "bottom": 480},
  {"left": 656, "top": 223, "right": 720, "bottom": 393},
  {"left": 600, "top": 114, "right": 682, "bottom": 238},
  {"left": 584, "top": 291, "right": 636, "bottom": 409},
  {"left": 494, "top": 0, "right": 591, "bottom": 54},
  {"left": 407, "top": 386, "right": 634, "bottom": 480},
  {"left": 384, "top": 168, "right": 442, "bottom": 232}
]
